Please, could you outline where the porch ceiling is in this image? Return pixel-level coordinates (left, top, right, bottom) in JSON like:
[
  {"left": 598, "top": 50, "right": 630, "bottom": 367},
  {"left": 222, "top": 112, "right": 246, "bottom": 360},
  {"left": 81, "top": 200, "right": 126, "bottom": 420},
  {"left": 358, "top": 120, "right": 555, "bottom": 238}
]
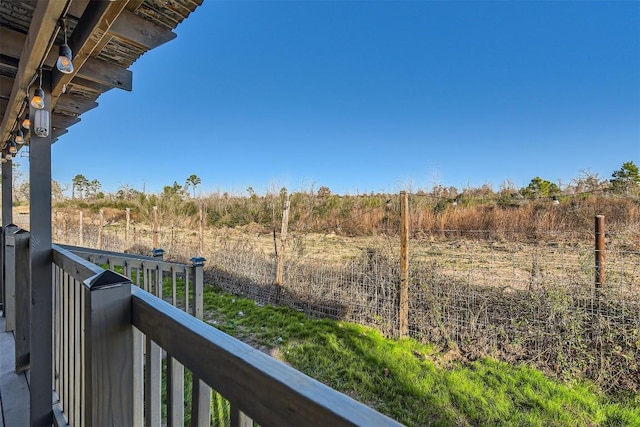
[{"left": 0, "top": 0, "right": 202, "bottom": 148}]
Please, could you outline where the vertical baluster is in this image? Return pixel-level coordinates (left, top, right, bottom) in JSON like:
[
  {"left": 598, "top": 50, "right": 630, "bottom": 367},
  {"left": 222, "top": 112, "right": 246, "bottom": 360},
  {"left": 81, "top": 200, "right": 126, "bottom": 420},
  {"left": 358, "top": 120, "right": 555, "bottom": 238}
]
[
  {"left": 61, "top": 265, "right": 68, "bottom": 413},
  {"left": 145, "top": 266, "right": 162, "bottom": 426},
  {"left": 231, "top": 406, "right": 253, "bottom": 427},
  {"left": 172, "top": 266, "right": 177, "bottom": 307},
  {"left": 72, "top": 274, "right": 80, "bottom": 426},
  {"left": 166, "top": 355, "right": 184, "bottom": 426}
]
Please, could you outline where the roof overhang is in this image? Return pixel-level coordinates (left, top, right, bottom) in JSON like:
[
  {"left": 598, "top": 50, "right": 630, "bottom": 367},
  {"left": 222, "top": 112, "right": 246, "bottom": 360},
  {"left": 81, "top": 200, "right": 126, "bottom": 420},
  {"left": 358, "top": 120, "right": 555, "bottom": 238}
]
[{"left": 0, "top": 0, "right": 201, "bottom": 148}]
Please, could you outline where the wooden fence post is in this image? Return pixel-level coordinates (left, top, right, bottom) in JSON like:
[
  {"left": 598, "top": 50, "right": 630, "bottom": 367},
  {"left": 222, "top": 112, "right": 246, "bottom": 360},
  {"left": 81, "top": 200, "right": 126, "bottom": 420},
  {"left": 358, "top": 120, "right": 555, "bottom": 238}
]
[
  {"left": 199, "top": 204, "right": 204, "bottom": 256},
  {"left": 98, "top": 209, "right": 104, "bottom": 250},
  {"left": 62, "top": 214, "right": 67, "bottom": 242},
  {"left": 276, "top": 199, "right": 290, "bottom": 286},
  {"left": 153, "top": 206, "right": 158, "bottom": 248},
  {"left": 399, "top": 191, "right": 409, "bottom": 338},
  {"left": 79, "top": 210, "right": 84, "bottom": 246},
  {"left": 125, "top": 208, "right": 130, "bottom": 251},
  {"left": 595, "top": 215, "right": 605, "bottom": 298}
]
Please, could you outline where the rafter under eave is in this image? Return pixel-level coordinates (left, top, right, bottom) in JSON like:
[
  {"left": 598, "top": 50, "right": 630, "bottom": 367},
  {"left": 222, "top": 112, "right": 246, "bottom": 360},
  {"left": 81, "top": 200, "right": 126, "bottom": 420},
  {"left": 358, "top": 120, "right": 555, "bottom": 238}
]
[{"left": 0, "top": 1, "right": 68, "bottom": 145}]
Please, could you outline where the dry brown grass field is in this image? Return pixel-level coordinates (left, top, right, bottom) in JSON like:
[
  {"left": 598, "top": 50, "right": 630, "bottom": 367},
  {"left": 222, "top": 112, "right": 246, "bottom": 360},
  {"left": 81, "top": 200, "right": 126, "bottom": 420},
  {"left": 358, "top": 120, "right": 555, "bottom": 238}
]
[{"left": 9, "top": 194, "right": 640, "bottom": 393}]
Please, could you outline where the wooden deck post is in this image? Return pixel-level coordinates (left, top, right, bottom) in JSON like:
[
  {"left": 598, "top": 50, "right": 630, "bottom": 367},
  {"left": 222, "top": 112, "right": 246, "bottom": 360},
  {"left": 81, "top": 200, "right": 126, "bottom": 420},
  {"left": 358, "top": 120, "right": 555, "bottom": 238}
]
[
  {"left": 83, "top": 271, "right": 134, "bottom": 426},
  {"left": 29, "top": 74, "right": 54, "bottom": 426},
  {"left": 190, "top": 256, "right": 211, "bottom": 426},
  {"left": 3, "top": 224, "right": 18, "bottom": 332},
  {"left": 1, "top": 157, "right": 13, "bottom": 315},
  {"left": 13, "top": 228, "right": 30, "bottom": 372},
  {"left": 191, "top": 257, "right": 205, "bottom": 320}
]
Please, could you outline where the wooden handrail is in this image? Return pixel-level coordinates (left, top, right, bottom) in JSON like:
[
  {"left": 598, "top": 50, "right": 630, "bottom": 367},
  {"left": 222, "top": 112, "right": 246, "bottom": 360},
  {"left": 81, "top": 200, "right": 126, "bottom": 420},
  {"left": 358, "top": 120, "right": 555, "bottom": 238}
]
[
  {"left": 52, "top": 244, "right": 104, "bottom": 283},
  {"left": 49, "top": 244, "right": 401, "bottom": 426},
  {"left": 57, "top": 243, "right": 193, "bottom": 272},
  {"left": 131, "top": 287, "right": 402, "bottom": 427}
]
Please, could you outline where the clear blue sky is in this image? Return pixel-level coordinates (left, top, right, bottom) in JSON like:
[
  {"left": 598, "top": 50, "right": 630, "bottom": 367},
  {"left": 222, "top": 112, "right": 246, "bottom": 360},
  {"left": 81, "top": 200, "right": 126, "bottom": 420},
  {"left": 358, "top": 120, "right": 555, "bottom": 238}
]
[{"left": 44, "top": 0, "right": 639, "bottom": 196}]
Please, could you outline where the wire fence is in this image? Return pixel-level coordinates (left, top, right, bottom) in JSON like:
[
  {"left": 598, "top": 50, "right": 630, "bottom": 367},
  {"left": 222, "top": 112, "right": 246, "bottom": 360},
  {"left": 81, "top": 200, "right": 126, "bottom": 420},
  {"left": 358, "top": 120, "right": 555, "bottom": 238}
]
[{"left": 50, "top": 207, "right": 640, "bottom": 394}]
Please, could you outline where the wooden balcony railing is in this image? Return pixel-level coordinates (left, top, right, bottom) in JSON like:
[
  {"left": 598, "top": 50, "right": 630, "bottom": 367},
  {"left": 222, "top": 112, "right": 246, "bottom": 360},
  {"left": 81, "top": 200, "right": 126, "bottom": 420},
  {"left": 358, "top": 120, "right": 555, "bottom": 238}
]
[{"left": 2, "top": 236, "right": 401, "bottom": 426}]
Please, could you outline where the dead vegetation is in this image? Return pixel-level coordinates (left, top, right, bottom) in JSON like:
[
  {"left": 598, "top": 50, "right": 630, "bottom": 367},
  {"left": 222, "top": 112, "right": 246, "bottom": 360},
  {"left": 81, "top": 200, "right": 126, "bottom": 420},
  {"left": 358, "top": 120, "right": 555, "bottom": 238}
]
[{"left": 49, "top": 194, "right": 640, "bottom": 394}]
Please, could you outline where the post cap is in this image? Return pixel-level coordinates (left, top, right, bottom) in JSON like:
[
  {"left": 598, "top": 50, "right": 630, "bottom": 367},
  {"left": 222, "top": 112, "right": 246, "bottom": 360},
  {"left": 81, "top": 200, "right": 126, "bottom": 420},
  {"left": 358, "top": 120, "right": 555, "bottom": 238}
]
[
  {"left": 190, "top": 256, "right": 206, "bottom": 267},
  {"left": 150, "top": 248, "right": 165, "bottom": 257}
]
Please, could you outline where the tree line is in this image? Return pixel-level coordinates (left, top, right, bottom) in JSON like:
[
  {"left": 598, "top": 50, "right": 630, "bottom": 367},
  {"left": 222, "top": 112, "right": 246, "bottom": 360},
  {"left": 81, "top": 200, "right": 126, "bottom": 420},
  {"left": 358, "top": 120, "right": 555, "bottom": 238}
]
[
  {"left": 6, "top": 161, "right": 639, "bottom": 235},
  {"left": 41, "top": 161, "right": 639, "bottom": 238}
]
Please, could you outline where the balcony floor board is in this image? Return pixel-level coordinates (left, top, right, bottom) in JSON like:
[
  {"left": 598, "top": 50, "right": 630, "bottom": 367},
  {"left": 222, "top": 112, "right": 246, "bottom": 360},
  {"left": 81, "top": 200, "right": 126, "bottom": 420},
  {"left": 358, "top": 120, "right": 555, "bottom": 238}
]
[{"left": 0, "top": 315, "right": 30, "bottom": 427}]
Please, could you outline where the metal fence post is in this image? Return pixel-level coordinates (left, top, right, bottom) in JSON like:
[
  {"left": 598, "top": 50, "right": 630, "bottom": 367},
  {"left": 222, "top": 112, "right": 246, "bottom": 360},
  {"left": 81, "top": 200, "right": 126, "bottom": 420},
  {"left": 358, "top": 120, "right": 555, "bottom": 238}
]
[{"left": 83, "top": 271, "right": 134, "bottom": 426}]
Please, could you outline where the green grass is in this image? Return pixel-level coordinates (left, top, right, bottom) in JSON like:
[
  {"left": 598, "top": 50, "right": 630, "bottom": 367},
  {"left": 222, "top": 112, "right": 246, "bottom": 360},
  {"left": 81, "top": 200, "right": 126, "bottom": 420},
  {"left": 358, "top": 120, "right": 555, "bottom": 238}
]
[
  {"left": 105, "top": 266, "right": 639, "bottom": 426},
  {"left": 198, "top": 285, "right": 640, "bottom": 427}
]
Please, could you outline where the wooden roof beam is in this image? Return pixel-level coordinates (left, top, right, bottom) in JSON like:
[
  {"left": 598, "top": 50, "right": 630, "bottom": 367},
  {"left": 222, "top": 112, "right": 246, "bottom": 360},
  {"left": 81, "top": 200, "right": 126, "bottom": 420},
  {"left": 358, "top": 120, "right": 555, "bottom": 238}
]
[
  {"left": 0, "top": 26, "right": 132, "bottom": 92},
  {"left": 54, "top": 94, "right": 98, "bottom": 116},
  {"left": 52, "top": 128, "right": 69, "bottom": 142},
  {"left": 51, "top": 0, "right": 130, "bottom": 99},
  {"left": 66, "top": 76, "right": 113, "bottom": 95},
  {"left": 52, "top": 113, "right": 81, "bottom": 130},
  {"left": 0, "top": 0, "right": 67, "bottom": 143},
  {"left": 109, "top": 9, "right": 177, "bottom": 51},
  {"left": 77, "top": 57, "right": 132, "bottom": 91},
  {"left": 0, "top": 75, "right": 13, "bottom": 99}
]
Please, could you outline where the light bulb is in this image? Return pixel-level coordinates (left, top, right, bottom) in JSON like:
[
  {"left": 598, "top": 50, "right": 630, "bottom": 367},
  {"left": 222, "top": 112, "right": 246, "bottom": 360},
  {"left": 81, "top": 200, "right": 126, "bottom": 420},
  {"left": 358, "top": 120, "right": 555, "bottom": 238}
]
[
  {"left": 15, "top": 129, "right": 24, "bottom": 145},
  {"left": 9, "top": 143, "right": 17, "bottom": 154},
  {"left": 31, "top": 88, "right": 45, "bottom": 109},
  {"left": 56, "top": 44, "right": 74, "bottom": 74},
  {"left": 22, "top": 117, "right": 30, "bottom": 129}
]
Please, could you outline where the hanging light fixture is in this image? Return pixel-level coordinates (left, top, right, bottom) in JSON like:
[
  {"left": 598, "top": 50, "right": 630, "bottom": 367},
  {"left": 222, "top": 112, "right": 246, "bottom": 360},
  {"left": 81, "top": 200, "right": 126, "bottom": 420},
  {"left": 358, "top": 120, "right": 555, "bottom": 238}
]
[
  {"left": 15, "top": 128, "right": 24, "bottom": 145},
  {"left": 21, "top": 96, "right": 31, "bottom": 129},
  {"left": 56, "top": 18, "right": 74, "bottom": 74},
  {"left": 34, "top": 108, "right": 50, "bottom": 137},
  {"left": 31, "top": 69, "right": 45, "bottom": 109},
  {"left": 8, "top": 141, "right": 17, "bottom": 155}
]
